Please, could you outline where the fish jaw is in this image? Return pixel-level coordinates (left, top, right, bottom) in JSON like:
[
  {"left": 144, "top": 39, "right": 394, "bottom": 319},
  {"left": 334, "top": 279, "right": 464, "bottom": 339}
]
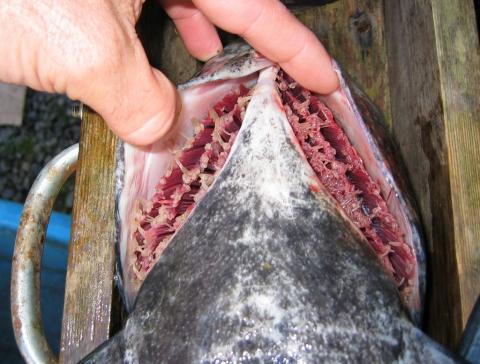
[{"left": 86, "top": 66, "right": 454, "bottom": 364}]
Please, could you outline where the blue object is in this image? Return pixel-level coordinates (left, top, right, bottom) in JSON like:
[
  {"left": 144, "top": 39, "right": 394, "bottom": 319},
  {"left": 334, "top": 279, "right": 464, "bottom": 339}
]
[
  {"left": 0, "top": 199, "right": 70, "bottom": 363},
  {"left": 460, "top": 296, "right": 480, "bottom": 364}
]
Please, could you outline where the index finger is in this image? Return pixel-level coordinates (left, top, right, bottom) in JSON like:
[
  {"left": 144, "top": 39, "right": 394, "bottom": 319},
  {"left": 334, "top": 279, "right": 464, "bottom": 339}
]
[{"left": 192, "top": 0, "right": 339, "bottom": 94}]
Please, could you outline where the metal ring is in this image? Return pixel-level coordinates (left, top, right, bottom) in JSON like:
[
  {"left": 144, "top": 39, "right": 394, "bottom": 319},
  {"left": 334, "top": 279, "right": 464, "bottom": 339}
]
[{"left": 11, "top": 144, "right": 79, "bottom": 364}]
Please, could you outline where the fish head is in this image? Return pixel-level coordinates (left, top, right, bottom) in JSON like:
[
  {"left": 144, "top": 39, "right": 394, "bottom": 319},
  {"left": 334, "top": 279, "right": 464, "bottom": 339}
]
[
  {"left": 79, "top": 44, "right": 457, "bottom": 362},
  {"left": 116, "top": 43, "right": 425, "bottom": 324}
]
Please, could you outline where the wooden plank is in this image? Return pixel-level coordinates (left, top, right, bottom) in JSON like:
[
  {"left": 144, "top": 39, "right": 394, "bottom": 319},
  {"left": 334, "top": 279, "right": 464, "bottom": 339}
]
[
  {"left": 59, "top": 110, "right": 117, "bottom": 364},
  {"left": 384, "top": 0, "right": 480, "bottom": 349},
  {"left": 431, "top": 0, "right": 480, "bottom": 344},
  {"left": 294, "top": 0, "right": 392, "bottom": 126}
]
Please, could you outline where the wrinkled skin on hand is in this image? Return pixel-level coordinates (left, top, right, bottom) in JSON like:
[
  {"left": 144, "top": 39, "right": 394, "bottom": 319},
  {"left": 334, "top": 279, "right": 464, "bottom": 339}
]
[{"left": 0, "top": 0, "right": 338, "bottom": 146}]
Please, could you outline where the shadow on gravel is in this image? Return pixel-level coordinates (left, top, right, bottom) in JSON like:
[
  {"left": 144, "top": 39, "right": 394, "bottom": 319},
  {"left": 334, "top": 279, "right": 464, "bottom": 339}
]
[{"left": 0, "top": 89, "right": 80, "bottom": 213}]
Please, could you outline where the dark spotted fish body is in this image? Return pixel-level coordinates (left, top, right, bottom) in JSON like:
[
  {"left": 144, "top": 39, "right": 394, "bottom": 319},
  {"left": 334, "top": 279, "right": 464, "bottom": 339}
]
[{"left": 91, "top": 43, "right": 458, "bottom": 363}]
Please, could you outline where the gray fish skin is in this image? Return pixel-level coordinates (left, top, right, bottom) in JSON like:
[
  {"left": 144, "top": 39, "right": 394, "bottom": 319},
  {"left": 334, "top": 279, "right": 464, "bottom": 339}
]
[{"left": 84, "top": 68, "right": 456, "bottom": 363}]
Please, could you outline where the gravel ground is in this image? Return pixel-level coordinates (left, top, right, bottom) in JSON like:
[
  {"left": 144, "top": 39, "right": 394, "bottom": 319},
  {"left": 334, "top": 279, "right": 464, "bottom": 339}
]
[{"left": 0, "top": 89, "right": 80, "bottom": 213}]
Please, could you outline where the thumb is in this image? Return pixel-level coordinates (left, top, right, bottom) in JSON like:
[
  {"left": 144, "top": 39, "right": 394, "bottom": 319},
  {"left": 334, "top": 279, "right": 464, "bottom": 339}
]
[{"left": 78, "top": 40, "right": 180, "bottom": 146}]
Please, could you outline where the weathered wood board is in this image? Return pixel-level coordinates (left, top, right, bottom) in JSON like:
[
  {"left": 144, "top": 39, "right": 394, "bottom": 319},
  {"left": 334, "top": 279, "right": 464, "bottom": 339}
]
[
  {"left": 59, "top": 112, "right": 118, "bottom": 364},
  {"left": 60, "top": 0, "right": 479, "bottom": 360},
  {"left": 384, "top": 0, "right": 480, "bottom": 348}
]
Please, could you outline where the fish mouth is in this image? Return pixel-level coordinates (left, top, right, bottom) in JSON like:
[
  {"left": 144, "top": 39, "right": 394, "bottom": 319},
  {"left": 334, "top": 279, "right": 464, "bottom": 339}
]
[{"left": 116, "top": 44, "right": 425, "bottom": 323}]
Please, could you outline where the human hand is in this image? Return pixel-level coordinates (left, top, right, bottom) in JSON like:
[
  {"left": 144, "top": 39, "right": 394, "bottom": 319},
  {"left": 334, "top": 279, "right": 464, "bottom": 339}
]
[{"left": 0, "top": 0, "right": 338, "bottom": 146}]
